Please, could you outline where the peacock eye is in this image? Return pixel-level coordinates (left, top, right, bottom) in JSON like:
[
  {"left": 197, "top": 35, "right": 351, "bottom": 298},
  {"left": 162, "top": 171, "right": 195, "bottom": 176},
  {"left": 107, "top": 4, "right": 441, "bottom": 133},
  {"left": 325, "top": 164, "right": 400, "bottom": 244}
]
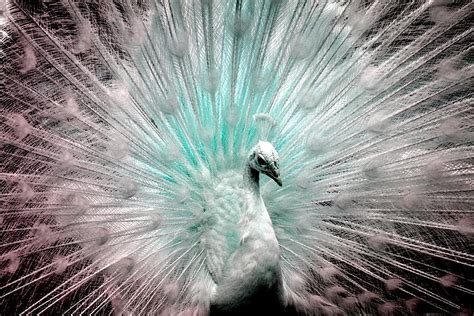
[{"left": 257, "top": 155, "right": 266, "bottom": 165}]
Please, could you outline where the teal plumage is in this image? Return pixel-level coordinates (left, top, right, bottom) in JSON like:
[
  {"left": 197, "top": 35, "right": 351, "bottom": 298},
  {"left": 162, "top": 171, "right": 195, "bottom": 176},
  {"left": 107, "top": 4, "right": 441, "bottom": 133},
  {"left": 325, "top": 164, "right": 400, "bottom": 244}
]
[{"left": 1, "top": 0, "right": 473, "bottom": 315}]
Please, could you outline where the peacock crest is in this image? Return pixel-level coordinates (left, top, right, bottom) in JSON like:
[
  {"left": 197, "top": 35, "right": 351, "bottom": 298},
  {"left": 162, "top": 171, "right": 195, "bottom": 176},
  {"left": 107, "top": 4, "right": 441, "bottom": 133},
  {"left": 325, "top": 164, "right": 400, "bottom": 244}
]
[{"left": 1, "top": 0, "right": 473, "bottom": 315}]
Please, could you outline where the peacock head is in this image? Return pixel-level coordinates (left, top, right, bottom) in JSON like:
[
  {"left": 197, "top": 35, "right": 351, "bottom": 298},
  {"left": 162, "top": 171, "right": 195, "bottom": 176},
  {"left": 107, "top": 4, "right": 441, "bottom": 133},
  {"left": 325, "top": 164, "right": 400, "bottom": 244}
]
[{"left": 249, "top": 141, "right": 282, "bottom": 186}]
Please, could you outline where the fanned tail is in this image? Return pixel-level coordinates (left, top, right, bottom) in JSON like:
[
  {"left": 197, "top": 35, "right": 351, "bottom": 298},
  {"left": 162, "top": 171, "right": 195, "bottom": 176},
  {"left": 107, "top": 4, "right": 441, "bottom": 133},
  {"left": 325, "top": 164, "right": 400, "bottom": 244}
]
[{"left": 1, "top": 0, "right": 473, "bottom": 315}]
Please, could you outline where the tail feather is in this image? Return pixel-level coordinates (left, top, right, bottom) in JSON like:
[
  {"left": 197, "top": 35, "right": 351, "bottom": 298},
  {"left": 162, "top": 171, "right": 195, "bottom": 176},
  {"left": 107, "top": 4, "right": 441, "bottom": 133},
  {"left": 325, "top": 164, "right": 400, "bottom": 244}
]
[{"left": 1, "top": 0, "right": 473, "bottom": 314}]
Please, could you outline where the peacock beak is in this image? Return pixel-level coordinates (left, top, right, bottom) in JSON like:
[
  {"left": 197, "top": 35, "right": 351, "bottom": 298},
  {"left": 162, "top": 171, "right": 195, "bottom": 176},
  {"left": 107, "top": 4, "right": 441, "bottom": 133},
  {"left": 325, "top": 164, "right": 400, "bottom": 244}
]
[{"left": 266, "top": 169, "right": 282, "bottom": 187}]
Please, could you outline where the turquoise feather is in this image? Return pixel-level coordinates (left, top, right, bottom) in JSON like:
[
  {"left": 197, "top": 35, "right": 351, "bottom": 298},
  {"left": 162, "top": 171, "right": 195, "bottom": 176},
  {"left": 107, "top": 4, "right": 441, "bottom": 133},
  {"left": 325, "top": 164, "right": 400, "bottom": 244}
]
[{"left": 0, "top": 0, "right": 473, "bottom": 315}]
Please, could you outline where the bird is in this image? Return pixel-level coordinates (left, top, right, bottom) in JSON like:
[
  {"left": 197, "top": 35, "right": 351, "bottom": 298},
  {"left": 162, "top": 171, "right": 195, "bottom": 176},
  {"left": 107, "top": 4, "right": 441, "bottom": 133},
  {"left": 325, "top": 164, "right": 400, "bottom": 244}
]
[
  {"left": 208, "top": 140, "right": 284, "bottom": 315},
  {"left": 0, "top": 0, "right": 473, "bottom": 315}
]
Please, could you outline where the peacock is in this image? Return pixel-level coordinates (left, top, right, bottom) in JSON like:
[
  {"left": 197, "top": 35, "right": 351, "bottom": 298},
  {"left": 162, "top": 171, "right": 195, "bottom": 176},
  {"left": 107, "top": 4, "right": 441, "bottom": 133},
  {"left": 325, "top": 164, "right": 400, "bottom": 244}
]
[{"left": 1, "top": 0, "right": 473, "bottom": 314}]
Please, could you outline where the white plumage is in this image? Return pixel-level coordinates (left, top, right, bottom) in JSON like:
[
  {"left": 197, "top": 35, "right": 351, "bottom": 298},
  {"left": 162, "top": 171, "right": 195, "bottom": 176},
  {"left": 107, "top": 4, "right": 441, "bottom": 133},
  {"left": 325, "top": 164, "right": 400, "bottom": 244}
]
[
  {"left": 209, "top": 141, "right": 283, "bottom": 313},
  {"left": 1, "top": 0, "right": 473, "bottom": 315}
]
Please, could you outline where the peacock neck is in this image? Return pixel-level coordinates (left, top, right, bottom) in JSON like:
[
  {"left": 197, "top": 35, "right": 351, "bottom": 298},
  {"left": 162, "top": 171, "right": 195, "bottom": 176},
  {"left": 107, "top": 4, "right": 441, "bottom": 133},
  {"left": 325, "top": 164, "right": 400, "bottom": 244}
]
[{"left": 243, "top": 162, "right": 260, "bottom": 197}]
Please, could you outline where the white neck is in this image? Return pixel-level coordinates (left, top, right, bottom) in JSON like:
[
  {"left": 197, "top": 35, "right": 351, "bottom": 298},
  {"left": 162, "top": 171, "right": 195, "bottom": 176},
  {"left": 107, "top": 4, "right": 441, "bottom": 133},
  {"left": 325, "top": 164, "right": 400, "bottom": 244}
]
[{"left": 243, "top": 161, "right": 260, "bottom": 197}]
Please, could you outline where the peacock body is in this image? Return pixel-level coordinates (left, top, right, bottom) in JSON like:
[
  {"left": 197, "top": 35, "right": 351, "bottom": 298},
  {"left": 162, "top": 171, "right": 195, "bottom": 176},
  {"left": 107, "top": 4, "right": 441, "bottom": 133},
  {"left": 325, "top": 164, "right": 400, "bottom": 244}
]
[{"left": 1, "top": 0, "right": 473, "bottom": 315}]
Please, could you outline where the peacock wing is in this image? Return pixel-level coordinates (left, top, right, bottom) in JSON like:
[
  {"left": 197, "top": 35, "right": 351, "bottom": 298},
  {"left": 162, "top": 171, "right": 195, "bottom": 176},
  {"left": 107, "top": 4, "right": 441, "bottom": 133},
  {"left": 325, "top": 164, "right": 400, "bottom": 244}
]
[{"left": 201, "top": 172, "right": 248, "bottom": 285}]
